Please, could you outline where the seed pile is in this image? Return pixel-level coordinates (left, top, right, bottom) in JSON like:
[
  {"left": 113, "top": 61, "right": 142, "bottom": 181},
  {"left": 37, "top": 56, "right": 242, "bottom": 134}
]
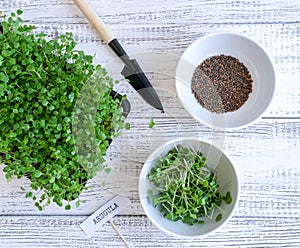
[{"left": 191, "top": 54, "right": 253, "bottom": 113}]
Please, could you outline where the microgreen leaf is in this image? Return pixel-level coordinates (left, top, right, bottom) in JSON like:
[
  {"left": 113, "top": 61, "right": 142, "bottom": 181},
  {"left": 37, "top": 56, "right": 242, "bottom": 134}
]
[
  {"left": 0, "top": 72, "right": 9, "bottom": 83},
  {"left": 33, "top": 171, "right": 42, "bottom": 178},
  {"left": 149, "top": 118, "right": 155, "bottom": 128},
  {"left": 65, "top": 204, "right": 71, "bottom": 210},
  {"left": 125, "top": 123, "right": 130, "bottom": 130},
  {"left": 216, "top": 213, "right": 222, "bottom": 222},
  {"left": 224, "top": 191, "right": 232, "bottom": 204}
]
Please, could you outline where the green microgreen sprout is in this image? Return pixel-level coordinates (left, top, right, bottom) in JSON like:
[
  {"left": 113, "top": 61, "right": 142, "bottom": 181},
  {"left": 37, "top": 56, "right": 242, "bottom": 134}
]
[
  {"left": 215, "top": 213, "right": 222, "bottom": 222},
  {"left": 147, "top": 145, "right": 232, "bottom": 225},
  {"left": 149, "top": 118, "right": 155, "bottom": 128},
  {"left": 0, "top": 10, "right": 130, "bottom": 210}
]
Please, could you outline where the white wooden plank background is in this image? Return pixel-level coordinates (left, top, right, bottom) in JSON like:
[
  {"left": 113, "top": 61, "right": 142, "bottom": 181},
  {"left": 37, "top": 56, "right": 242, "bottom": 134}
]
[{"left": 1, "top": 0, "right": 300, "bottom": 247}]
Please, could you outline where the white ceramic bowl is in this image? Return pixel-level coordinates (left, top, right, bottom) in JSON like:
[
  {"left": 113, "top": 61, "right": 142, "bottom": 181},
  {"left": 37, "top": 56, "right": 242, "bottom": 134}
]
[
  {"left": 139, "top": 137, "right": 239, "bottom": 238},
  {"left": 175, "top": 32, "right": 276, "bottom": 129}
]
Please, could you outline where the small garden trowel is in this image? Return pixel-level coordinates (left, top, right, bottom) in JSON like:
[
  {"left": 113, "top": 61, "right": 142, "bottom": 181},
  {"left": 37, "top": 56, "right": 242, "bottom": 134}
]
[{"left": 73, "top": 0, "right": 164, "bottom": 111}]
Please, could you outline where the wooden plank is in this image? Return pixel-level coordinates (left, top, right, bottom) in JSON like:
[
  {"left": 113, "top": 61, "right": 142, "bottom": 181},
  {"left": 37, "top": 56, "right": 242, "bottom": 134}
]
[
  {"left": 21, "top": 23, "right": 299, "bottom": 74},
  {"left": 1, "top": 21, "right": 296, "bottom": 117},
  {"left": 110, "top": 72, "right": 300, "bottom": 119},
  {"left": 4, "top": 0, "right": 299, "bottom": 24},
  {"left": 2, "top": 2, "right": 299, "bottom": 73},
  {"left": 1, "top": 119, "right": 300, "bottom": 216},
  {"left": 0, "top": 215, "right": 299, "bottom": 247}
]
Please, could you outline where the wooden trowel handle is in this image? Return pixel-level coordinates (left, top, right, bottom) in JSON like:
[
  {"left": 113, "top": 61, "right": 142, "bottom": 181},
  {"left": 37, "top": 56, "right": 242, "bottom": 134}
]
[{"left": 73, "top": 0, "right": 115, "bottom": 43}]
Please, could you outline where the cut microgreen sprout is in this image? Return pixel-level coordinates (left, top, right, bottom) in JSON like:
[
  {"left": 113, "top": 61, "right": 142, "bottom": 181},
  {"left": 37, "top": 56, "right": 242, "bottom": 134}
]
[
  {"left": 147, "top": 145, "right": 232, "bottom": 225},
  {"left": 149, "top": 118, "right": 155, "bottom": 128}
]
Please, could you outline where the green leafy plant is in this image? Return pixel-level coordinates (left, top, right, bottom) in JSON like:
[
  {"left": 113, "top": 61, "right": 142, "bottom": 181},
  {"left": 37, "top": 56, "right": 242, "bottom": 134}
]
[
  {"left": 0, "top": 10, "right": 129, "bottom": 210},
  {"left": 147, "top": 145, "right": 232, "bottom": 225}
]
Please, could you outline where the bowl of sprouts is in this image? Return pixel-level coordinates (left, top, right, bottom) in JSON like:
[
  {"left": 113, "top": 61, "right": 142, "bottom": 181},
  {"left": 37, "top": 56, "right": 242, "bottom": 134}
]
[{"left": 139, "top": 137, "right": 239, "bottom": 238}]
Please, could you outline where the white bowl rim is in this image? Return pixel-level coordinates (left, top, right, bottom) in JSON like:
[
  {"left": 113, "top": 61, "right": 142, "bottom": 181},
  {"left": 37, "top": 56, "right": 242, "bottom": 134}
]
[
  {"left": 175, "top": 31, "right": 276, "bottom": 130},
  {"left": 139, "top": 137, "right": 240, "bottom": 238}
]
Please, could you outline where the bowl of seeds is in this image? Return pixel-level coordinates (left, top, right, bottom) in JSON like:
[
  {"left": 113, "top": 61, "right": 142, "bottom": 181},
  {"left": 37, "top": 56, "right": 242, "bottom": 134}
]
[
  {"left": 175, "top": 32, "right": 276, "bottom": 129},
  {"left": 139, "top": 137, "right": 239, "bottom": 238}
]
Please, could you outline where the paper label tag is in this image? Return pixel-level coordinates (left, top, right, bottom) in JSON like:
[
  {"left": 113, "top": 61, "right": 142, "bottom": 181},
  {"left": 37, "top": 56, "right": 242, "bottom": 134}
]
[{"left": 80, "top": 195, "right": 131, "bottom": 237}]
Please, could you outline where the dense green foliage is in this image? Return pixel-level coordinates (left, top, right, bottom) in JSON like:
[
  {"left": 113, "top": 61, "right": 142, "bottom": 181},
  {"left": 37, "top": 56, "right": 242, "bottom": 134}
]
[
  {"left": 148, "top": 145, "right": 232, "bottom": 225},
  {"left": 0, "top": 10, "right": 128, "bottom": 210}
]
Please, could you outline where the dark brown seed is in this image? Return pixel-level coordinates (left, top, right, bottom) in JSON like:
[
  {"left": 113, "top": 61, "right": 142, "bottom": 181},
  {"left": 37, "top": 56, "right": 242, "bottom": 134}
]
[{"left": 191, "top": 54, "right": 253, "bottom": 113}]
